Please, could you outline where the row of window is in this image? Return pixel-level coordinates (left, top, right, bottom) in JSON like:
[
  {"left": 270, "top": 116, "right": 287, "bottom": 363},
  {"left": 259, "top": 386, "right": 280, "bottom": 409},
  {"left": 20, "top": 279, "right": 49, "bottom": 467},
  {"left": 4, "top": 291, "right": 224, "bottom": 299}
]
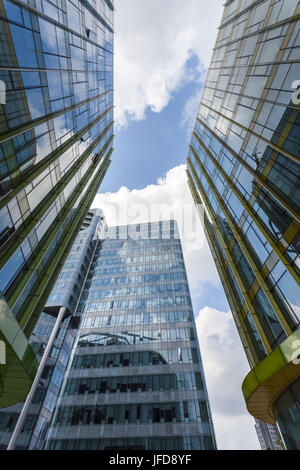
[
  {"left": 189, "top": 143, "right": 297, "bottom": 348},
  {"left": 77, "top": 295, "right": 192, "bottom": 313},
  {"left": 81, "top": 283, "right": 189, "bottom": 301},
  {"left": 103, "top": 227, "right": 179, "bottom": 240},
  {"left": 54, "top": 400, "right": 210, "bottom": 426},
  {"left": 97, "top": 252, "right": 183, "bottom": 266},
  {"left": 63, "top": 372, "right": 204, "bottom": 396},
  {"left": 98, "top": 244, "right": 182, "bottom": 257},
  {"left": 88, "top": 262, "right": 185, "bottom": 277},
  {"left": 71, "top": 348, "right": 200, "bottom": 369}
]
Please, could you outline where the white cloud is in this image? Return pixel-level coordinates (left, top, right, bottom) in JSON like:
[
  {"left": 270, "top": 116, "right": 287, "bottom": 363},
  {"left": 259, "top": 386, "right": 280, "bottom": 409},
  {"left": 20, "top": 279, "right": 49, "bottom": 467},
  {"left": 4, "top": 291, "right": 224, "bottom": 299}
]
[
  {"left": 196, "top": 306, "right": 261, "bottom": 450},
  {"left": 114, "top": 0, "right": 223, "bottom": 128}
]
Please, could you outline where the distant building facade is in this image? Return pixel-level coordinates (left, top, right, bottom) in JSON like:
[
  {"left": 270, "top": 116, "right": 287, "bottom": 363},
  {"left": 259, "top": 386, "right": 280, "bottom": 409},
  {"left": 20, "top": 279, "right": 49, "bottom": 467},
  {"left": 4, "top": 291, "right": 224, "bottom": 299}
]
[{"left": 45, "top": 221, "right": 217, "bottom": 450}]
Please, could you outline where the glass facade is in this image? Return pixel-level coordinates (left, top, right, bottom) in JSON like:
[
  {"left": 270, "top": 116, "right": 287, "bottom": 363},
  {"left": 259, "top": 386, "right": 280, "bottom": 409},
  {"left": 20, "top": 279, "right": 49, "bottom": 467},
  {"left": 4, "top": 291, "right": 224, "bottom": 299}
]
[
  {"left": 186, "top": 0, "right": 300, "bottom": 449},
  {"left": 45, "top": 221, "right": 216, "bottom": 450},
  {"left": 0, "top": 0, "right": 114, "bottom": 408},
  {"left": 273, "top": 376, "right": 300, "bottom": 450},
  {"left": 0, "top": 312, "right": 77, "bottom": 450},
  {"left": 0, "top": 210, "right": 107, "bottom": 449}
]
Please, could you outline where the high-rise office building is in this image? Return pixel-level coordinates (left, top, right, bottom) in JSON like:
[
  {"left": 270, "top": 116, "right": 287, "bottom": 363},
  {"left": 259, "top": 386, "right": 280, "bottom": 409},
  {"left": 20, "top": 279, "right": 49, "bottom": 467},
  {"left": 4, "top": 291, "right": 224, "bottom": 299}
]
[
  {"left": 186, "top": 0, "right": 300, "bottom": 450},
  {"left": 0, "top": 209, "right": 107, "bottom": 449},
  {"left": 0, "top": 0, "right": 114, "bottom": 409},
  {"left": 255, "top": 419, "right": 285, "bottom": 451},
  {"left": 44, "top": 220, "right": 216, "bottom": 450}
]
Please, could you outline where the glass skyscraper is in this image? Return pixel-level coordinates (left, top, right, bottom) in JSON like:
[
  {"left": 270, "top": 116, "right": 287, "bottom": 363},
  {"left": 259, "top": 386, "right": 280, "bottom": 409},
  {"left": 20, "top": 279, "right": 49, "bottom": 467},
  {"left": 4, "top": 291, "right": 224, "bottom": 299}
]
[
  {"left": 44, "top": 220, "right": 216, "bottom": 450},
  {"left": 186, "top": 0, "right": 300, "bottom": 449},
  {"left": 0, "top": 0, "right": 114, "bottom": 409}
]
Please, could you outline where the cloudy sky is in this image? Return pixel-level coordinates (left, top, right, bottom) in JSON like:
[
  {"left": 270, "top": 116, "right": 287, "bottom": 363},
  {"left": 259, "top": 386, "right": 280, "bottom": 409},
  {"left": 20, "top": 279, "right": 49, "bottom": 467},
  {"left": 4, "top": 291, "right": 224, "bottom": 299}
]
[{"left": 92, "top": 0, "right": 261, "bottom": 450}]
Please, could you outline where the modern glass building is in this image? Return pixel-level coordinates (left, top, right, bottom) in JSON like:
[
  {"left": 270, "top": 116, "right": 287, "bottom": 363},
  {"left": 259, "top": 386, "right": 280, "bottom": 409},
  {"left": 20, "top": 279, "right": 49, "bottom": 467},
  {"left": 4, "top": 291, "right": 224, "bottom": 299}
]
[
  {"left": 186, "top": 0, "right": 300, "bottom": 450},
  {"left": 0, "top": 209, "right": 107, "bottom": 449},
  {"left": 0, "top": 0, "right": 114, "bottom": 409},
  {"left": 44, "top": 220, "right": 216, "bottom": 450}
]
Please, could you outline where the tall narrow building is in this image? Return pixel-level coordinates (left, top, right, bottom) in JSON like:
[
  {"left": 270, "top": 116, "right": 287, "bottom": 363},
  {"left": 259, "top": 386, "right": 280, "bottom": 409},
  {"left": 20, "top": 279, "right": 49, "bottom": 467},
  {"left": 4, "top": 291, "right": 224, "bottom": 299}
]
[
  {"left": 44, "top": 220, "right": 216, "bottom": 450},
  {"left": 0, "top": 0, "right": 114, "bottom": 408},
  {"left": 186, "top": 0, "right": 300, "bottom": 449}
]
